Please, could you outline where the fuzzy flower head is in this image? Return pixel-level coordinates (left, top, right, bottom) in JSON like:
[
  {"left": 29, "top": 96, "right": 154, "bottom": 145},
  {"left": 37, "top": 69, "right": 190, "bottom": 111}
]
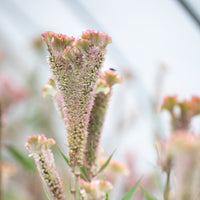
[
  {"left": 99, "top": 69, "right": 122, "bottom": 87},
  {"left": 161, "top": 95, "right": 200, "bottom": 131},
  {"left": 25, "top": 135, "right": 65, "bottom": 200},
  {"left": 25, "top": 134, "right": 55, "bottom": 155},
  {"left": 42, "top": 30, "right": 111, "bottom": 167},
  {"left": 80, "top": 179, "right": 113, "bottom": 200}
]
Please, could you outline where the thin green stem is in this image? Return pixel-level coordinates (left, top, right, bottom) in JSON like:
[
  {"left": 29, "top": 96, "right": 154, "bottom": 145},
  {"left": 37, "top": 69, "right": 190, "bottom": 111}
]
[
  {"left": 70, "top": 174, "right": 76, "bottom": 200},
  {"left": 0, "top": 103, "right": 2, "bottom": 200},
  {"left": 164, "top": 168, "right": 171, "bottom": 200}
]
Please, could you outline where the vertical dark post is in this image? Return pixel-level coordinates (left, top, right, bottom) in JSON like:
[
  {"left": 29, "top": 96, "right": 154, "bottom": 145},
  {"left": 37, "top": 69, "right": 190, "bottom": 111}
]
[{"left": 176, "top": 0, "right": 200, "bottom": 28}]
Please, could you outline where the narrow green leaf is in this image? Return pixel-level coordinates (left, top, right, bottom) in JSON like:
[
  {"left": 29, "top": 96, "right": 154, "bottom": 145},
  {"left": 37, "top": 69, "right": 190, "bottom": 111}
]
[
  {"left": 121, "top": 178, "right": 141, "bottom": 200},
  {"left": 57, "top": 146, "right": 71, "bottom": 167},
  {"left": 96, "top": 150, "right": 115, "bottom": 175},
  {"left": 79, "top": 166, "right": 90, "bottom": 182},
  {"left": 106, "top": 193, "right": 109, "bottom": 200},
  {"left": 42, "top": 183, "right": 51, "bottom": 200},
  {"left": 6, "top": 145, "right": 35, "bottom": 172},
  {"left": 141, "top": 187, "right": 157, "bottom": 200}
]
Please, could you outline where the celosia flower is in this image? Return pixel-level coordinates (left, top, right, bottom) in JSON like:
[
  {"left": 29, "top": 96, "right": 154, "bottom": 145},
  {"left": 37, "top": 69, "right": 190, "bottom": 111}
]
[
  {"left": 42, "top": 30, "right": 111, "bottom": 167},
  {"left": 80, "top": 179, "right": 113, "bottom": 200},
  {"left": 84, "top": 69, "right": 122, "bottom": 177},
  {"left": 161, "top": 95, "right": 177, "bottom": 113},
  {"left": 25, "top": 135, "right": 65, "bottom": 200},
  {"left": 189, "top": 95, "right": 200, "bottom": 115},
  {"left": 166, "top": 133, "right": 200, "bottom": 200},
  {"left": 161, "top": 95, "right": 200, "bottom": 131}
]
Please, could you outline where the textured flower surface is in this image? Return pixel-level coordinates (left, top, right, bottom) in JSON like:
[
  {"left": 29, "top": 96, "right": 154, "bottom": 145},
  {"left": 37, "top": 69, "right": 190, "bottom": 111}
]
[
  {"left": 25, "top": 135, "right": 65, "bottom": 200},
  {"left": 42, "top": 30, "right": 111, "bottom": 167},
  {"left": 84, "top": 69, "right": 122, "bottom": 177}
]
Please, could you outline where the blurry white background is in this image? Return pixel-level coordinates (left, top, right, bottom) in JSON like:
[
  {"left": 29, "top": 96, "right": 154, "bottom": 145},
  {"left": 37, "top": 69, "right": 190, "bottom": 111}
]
[{"left": 1, "top": 0, "right": 200, "bottom": 198}]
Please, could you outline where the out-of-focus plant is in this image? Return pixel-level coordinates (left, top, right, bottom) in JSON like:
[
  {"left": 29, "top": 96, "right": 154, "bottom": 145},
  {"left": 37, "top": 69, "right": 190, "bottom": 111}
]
[{"left": 155, "top": 96, "right": 200, "bottom": 200}]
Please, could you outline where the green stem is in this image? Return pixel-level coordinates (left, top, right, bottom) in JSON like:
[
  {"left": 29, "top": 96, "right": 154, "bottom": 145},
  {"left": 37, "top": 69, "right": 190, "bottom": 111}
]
[
  {"left": 0, "top": 103, "right": 2, "bottom": 200},
  {"left": 70, "top": 174, "right": 76, "bottom": 200},
  {"left": 164, "top": 168, "right": 171, "bottom": 200}
]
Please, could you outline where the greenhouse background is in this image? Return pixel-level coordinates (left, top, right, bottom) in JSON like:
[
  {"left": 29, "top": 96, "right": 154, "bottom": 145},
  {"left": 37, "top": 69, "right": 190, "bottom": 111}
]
[{"left": 1, "top": 0, "right": 200, "bottom": 199}]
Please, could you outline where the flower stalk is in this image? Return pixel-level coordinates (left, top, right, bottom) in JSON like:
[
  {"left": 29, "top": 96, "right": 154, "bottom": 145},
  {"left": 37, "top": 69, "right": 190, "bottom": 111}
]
[{"left": 25, "top": 135, "right": 65, "bottom": 200}]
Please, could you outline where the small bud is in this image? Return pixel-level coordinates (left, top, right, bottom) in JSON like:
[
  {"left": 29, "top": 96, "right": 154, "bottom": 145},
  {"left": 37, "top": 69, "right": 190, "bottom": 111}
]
[
  {"left": 42, "top": 78, "right": 57, "bottom": 98},
  {"left": 100, "top": 69, "right": 122, "bottom": 86}
]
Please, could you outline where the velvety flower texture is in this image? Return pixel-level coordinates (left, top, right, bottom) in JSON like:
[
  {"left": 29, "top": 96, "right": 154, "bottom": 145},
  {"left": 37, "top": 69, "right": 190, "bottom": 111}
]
[
  {"left": 42, "top": 30, "right": 111, "bottom": 167},
  {"left": 84, "top": 69, "right": 122, "bottom": 177},
  {"left": 25, "top": 135, "right": 65, "bottom": 200}
]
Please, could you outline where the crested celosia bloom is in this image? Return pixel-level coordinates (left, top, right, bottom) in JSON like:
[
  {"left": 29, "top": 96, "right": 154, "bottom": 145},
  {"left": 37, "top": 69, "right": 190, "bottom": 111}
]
[
  {"left": 161, "top": 95, "right": 200, "bottom": 131},
  {"left": 166, "top": 133, "right": 200, "bottom": 200},
  {"left": 42, "top": 30, "right": 111, "bottom": 167},
  {"left": 84, "top": 69, "right": 122, "bottom": 177},
  {"left": 80, "top": 179, "right": 113, "bottom": 200},
  {"left": 25, "top": 135, "right": 65, "bottom": 200}
]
